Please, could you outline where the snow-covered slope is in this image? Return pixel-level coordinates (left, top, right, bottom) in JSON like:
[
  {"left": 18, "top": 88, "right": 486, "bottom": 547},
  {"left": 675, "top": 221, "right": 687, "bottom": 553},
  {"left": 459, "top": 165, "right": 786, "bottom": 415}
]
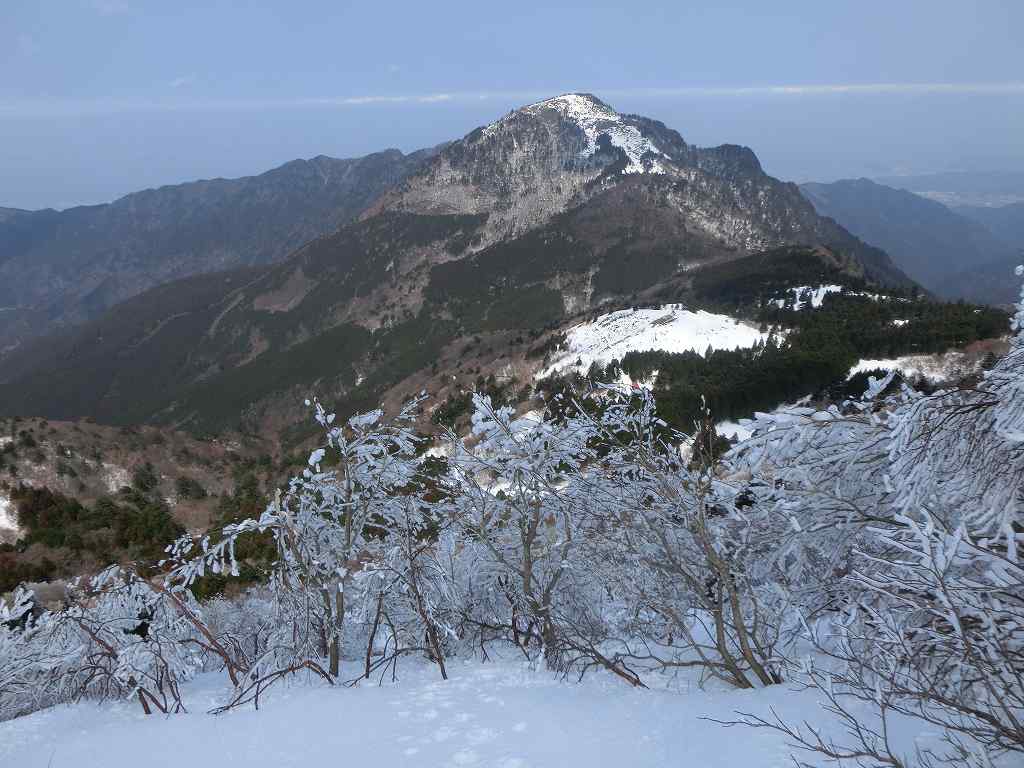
[
  {"left": 848, "top": 349, "right": 985, "bottom": 384},
  {"left": 540, "top": 305, "right": 767, "bottom": 378},
  {"left": 0, "top": 657, "right": 936, "bottom": 768}
]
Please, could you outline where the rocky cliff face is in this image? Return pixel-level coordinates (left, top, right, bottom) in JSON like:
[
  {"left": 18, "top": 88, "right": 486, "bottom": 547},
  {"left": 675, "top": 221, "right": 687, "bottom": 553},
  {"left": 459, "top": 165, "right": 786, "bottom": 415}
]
[
  {"left": 370, "top": 95, "right": 650, "bottom": 244},
  {"left": 377, "top": 94, "right": 910, "bottom": 287},
  {"left": 0, "top": 148, "right": 438, "bottom": 354}
]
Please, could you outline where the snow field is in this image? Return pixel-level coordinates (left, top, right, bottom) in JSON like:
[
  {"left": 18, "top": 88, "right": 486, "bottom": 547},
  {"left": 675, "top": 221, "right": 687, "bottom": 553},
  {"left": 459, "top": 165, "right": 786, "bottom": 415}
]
[
  {"left": 0, "top": 656, "right": 931, "bottom": 768},
  {"left": 540, "top": 305, "right": 768, "bottom": 379}
]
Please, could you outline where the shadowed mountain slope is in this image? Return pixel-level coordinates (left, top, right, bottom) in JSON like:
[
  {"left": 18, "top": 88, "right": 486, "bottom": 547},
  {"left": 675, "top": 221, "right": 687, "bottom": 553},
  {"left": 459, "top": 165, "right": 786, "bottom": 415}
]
[{"left": 0, "top": 148, "right": 438, "bottom": 354}]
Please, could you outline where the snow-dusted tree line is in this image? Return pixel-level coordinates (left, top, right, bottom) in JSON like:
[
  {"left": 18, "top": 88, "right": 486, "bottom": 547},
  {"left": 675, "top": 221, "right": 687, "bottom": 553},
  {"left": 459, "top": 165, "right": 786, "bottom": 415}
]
[{"left": 2, "top": 277, "right": 1023, "bottom": 766}]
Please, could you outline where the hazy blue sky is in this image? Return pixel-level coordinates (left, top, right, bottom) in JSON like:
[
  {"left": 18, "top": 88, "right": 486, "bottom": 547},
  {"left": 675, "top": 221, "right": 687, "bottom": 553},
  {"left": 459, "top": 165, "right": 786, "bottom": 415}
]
[{"left": 2, "top": 0, "right": 1022, "bottom": 209}]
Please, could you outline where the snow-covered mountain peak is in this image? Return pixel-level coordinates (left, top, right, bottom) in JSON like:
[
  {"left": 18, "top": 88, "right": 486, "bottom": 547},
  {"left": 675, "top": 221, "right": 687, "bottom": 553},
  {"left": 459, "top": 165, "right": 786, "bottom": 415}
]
[
  {"left": 487, "top": 93, "right": 668, "bottom": 174},
  {"left": 520, "top": 93, "right": 619, "bottom": 122}
]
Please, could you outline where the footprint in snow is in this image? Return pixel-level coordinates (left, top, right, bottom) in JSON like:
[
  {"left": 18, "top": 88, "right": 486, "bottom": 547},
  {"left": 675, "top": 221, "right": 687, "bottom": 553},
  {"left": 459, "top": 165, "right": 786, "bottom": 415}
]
[
  {"left": 450, "top": 748, "right": 479, "bottom": 765},
  {"left": 465, "top": 726, "right": 497, "bottom": 744}
]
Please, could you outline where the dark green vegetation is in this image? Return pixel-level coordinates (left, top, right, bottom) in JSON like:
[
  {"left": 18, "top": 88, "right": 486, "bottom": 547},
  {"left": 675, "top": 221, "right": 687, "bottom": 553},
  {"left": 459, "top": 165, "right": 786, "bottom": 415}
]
[
  {"left": 691, "top": 246, "right": 874, "bottom": 310},
  {"left": 186, "top": 470, "right": 277, "bottom": 600},
  {"left": 0, "top": 443, "right": 298, "bottom": 595},
  {"left": 0, "top": 230, "right": 914, "bottom": 444},
  {"left": 0, "top": 212, "right": 482, "bottom": 436},
  {"left": 0, "top": 485, "right": 184, "bottom": 593},
  {"left": 543, "top": 249, "right": 1009, "bottom": 433},
  {"left": 622, "top": 295, "right": 1003, "bottom": 431},
  {"left": 174, "top": 476, "right": 207, "bottom": 500}
]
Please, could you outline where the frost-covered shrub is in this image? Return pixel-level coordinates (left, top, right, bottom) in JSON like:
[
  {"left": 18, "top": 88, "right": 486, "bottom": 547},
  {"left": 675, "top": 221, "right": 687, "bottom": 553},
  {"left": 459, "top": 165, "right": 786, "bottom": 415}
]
[
  {"left": 1, "top": 271, "right": 1021, "bottom": 754},
  {"left": 441, "top": 391, "right": 788, "bottom": 689},
  {"left": 727, "top": 269, "right": 1024, "bottom": 766},
  {"left": 163, "top": 396, "right": 437, "bottom": 705},
  {"left": 0, "top": 568, "right": 202, "bottom": 719}
]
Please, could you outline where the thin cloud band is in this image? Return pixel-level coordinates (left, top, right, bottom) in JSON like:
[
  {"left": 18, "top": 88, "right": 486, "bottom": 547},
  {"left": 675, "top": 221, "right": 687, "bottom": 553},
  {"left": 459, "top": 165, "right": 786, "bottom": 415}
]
[{"left": 2, "top": 82, "right": 1022, "bottom": 119}]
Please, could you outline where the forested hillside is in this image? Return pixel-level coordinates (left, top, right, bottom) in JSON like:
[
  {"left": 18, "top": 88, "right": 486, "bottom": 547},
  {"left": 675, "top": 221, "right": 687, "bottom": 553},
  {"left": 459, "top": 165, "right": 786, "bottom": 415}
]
[
  {"left": 540, "top": 248, "right": 1007, "bottom": 430},
  {"left": 0, "top": 149, "right": 437, "bottom": 354}
]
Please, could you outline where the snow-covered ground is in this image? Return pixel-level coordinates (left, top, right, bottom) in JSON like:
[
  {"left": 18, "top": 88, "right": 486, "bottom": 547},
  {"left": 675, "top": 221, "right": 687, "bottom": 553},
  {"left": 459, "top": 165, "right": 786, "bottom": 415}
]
[
  {"left": 715, "top": 419, "right": 754, "bottom": 442},
  {"left": 102, "top": 463, "right": 130, "bottom": 494},
  {"left": 540, "top": 305, "right": 767, "bottom": 379},
  {"left": 0, "top": 490, "right": 17, "bottom": 543},
  {"left": 0, "top": 657, "right": 935, "bottom": 768},
  {"left": 848, "top": 349, "right": 982, "bottom": 384}
]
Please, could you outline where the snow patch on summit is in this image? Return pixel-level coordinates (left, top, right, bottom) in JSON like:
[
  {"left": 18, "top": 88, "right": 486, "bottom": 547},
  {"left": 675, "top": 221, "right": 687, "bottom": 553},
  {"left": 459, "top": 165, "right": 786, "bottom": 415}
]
[
  {"left": 540, "top": 304, "right": 768, "bottom": 378},
  {"left": 499, "top": 94, "right": 667, "bottom": 175}
]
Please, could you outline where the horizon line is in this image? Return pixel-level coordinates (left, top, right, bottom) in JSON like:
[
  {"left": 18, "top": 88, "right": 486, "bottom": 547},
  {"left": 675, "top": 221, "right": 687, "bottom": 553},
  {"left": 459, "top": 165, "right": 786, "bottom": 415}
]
[{"left": 2, "top": 81, "right": 1023, "bottom": 118}]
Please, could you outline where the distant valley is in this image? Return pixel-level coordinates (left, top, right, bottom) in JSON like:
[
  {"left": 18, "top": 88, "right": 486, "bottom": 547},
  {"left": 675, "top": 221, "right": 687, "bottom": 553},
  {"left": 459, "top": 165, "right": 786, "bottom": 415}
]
[
  {"left": 873, "top": 170, "right": 1024, "bottom": 208},
  {"left": 799, "top": 177, "right": 1021, "bottom": 304}
]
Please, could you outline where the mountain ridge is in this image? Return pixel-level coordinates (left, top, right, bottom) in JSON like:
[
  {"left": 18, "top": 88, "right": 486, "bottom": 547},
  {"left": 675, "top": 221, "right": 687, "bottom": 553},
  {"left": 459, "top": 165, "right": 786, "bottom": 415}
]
[
  {"left": 800, "top": 177, "right": 1018, "bottom": 303},
  {"left": 0, "top": 93, "right": 918, "bottom": 436},
  {"left": 0, "top": 147, "right": 440, "bottom": 354}
]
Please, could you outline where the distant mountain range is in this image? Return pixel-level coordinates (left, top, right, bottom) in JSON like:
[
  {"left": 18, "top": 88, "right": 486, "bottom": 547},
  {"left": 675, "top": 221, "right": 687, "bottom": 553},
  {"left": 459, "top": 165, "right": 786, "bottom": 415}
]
[
  {"left": 0, "top": 94, "right": 917, "bottom": 435},
  {"left": 800, "top": 177, "right": 1021, "bottom": 305},
  {"left": 0, "top": 148, "right": 438, "bottom": 353},
  {"left": 799, "top": 178, "right": 1017, "bottom": 298},
  {"left": 953, "top": 202, "right": 1024, "bottom": 247},
  {"left": 874, "top": 170, "right": 1024, "bottom": 208},
  {"left": 0, "top": 207, "right": 31, "bottom": 223}
]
